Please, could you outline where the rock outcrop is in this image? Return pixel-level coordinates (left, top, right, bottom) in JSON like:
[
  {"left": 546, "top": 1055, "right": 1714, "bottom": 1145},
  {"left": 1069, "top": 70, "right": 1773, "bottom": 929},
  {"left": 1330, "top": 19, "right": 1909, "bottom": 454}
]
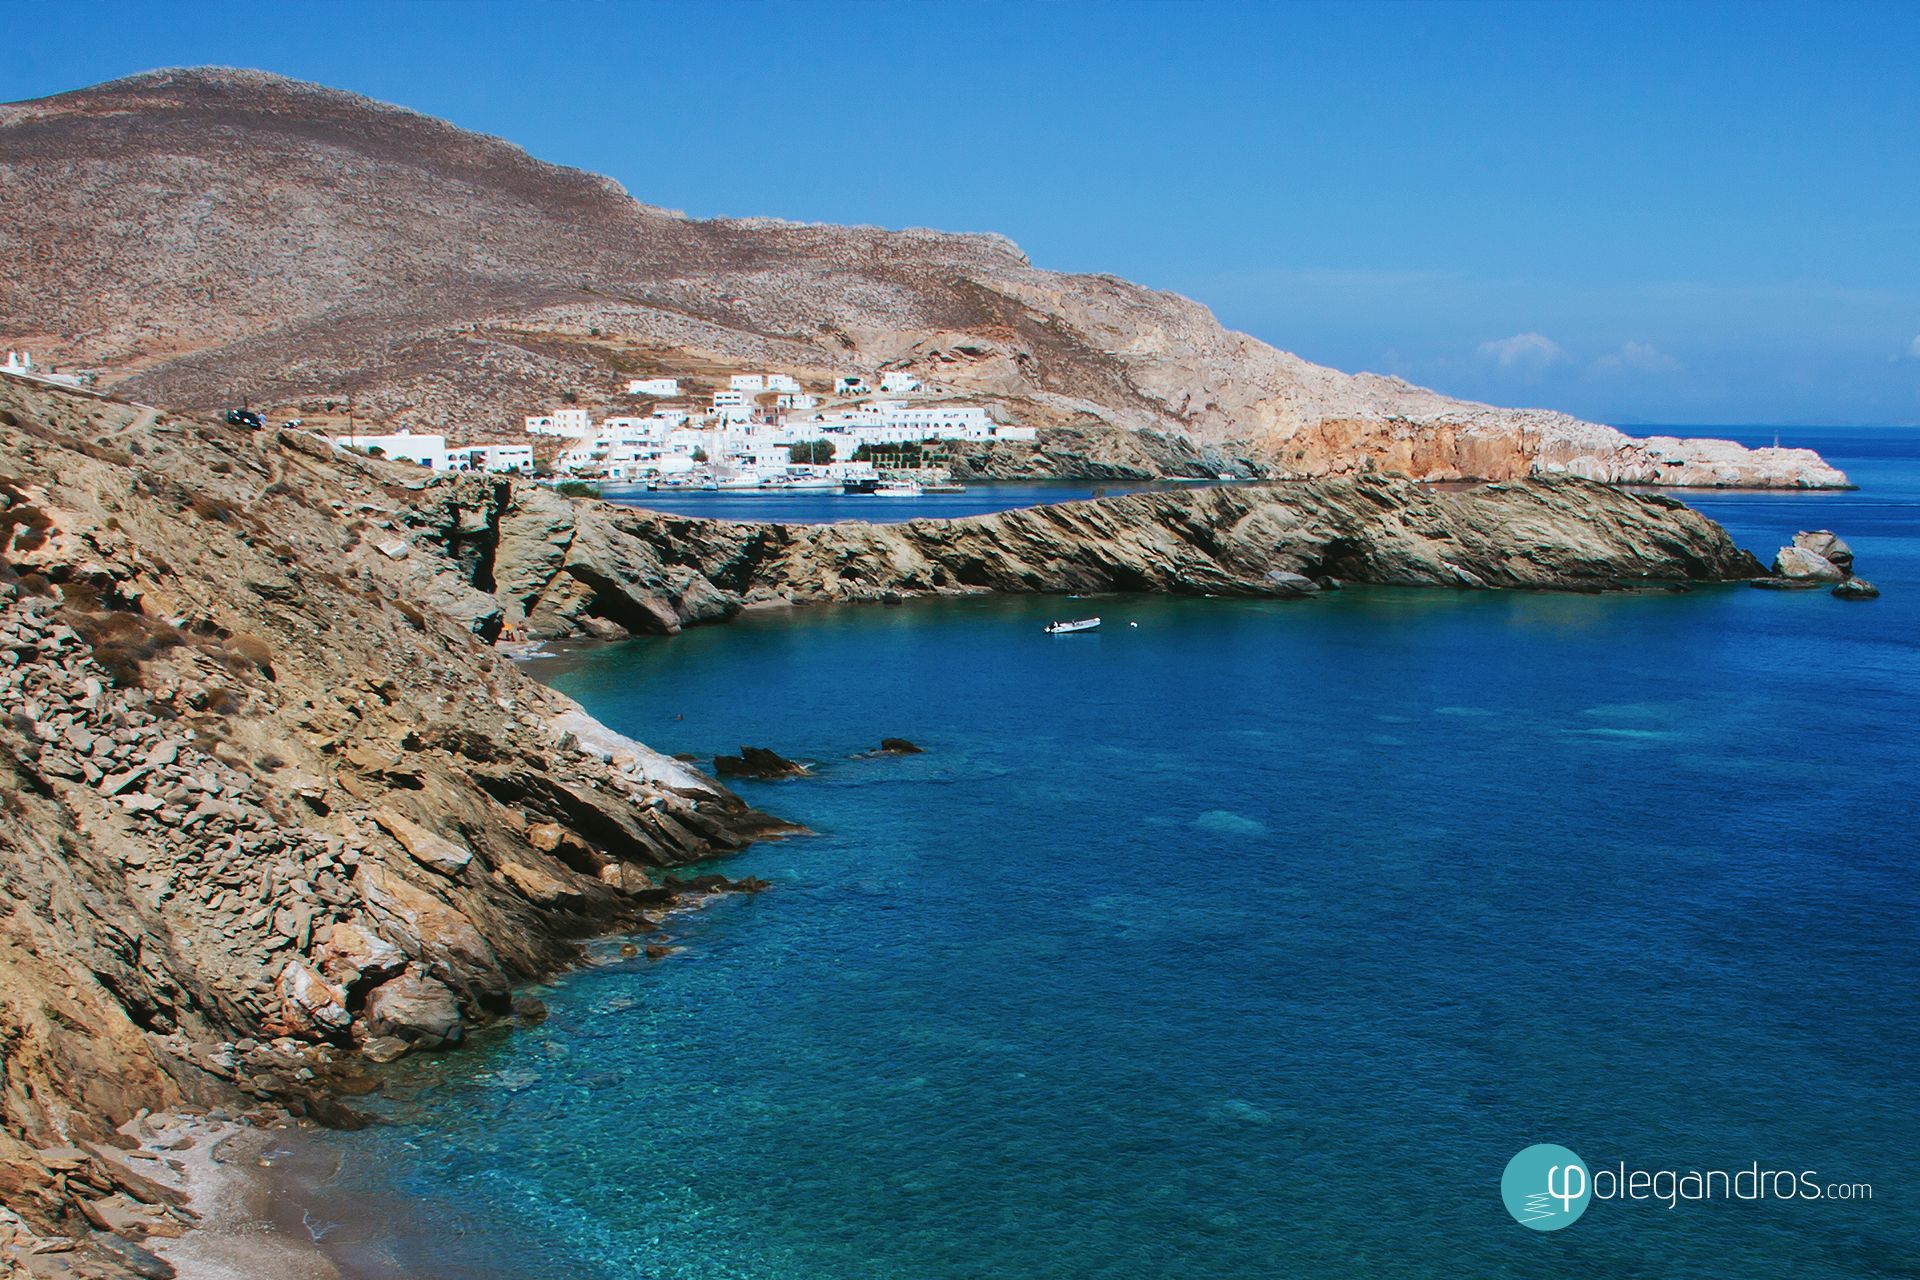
[
  {"left": 0, "top": 67, "right": 1845, "bottom": 489},
  {"left": 1771, "top": 546, "right": 1847, "bottom": 582},
  {"left": 387, "top": 471, "right": 1764, "bottom": 641},
  {"left": 0, "top": 375, "right": 788, "bottom": 1257},
  {"left": 1793, "top": 530, "right": 1854, "bottom": 572}
]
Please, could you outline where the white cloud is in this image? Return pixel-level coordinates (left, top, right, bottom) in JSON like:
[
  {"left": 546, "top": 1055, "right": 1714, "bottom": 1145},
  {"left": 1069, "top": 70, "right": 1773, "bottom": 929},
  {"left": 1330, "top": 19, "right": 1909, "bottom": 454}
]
[
  {"left": 1592, "top": 340, "right": 1682, "bottom": 375},
  {"left": 1476, "top": 332, "right": 1568, "bottom": 373},
  {"left": 1908, "top": 335, "right": 1920, "bottom": 359}
]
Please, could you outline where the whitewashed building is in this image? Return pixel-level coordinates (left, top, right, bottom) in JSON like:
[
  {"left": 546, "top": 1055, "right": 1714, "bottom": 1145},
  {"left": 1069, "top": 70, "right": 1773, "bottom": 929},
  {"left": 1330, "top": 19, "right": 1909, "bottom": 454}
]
[
  {"left": 834, "top": 375, "right": 868, "bottom": 395},
  {"left": 728, "top": 374, "right": 766, "bottom": 392},
  {"left": 525, "top": 408, "right": 594, "bottom": 437},
  {"left": 447, "top": 444, "right": 535, "bottom": 473},
  {"left": 336, "top": 430, "right": 447, "bottom": 469},
  {"left": 1, "top": 351, "right": 85, "bottom": 388},
  {"left": 627, "top": 377, "right": 681, "bottom": 397},
  {"left": 878, "top": 371, "right": 922, "bottom": 394}
]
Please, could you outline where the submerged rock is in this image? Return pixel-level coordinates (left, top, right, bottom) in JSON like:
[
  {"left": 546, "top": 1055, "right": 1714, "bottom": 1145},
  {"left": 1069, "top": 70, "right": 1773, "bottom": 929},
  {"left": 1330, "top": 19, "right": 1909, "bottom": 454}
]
[
  {"left": 877, "top": 738, "right": 923, "bottom": 755},
  {"left": 359, "top": 1036, "right": 411, "bottom": 1065},
  {"left": 713, "top": 746, "right": 807, "bottom": 779},
  {"left": 1832, "top": 577, "right": 1880, "bottom": 600}
]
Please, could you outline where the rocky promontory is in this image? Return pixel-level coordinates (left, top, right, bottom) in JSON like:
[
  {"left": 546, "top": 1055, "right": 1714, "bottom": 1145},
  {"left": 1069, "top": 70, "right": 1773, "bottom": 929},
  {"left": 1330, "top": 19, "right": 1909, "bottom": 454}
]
[{"left": 394, "top": 467, "right": 1766, "bottom": 641}]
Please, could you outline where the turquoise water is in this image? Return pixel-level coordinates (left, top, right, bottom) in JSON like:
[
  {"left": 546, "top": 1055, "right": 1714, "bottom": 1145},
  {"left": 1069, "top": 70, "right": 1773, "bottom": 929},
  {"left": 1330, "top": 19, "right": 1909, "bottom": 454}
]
[{"left": 328, "top": 427, "right": 1918, "bottom": 1278}]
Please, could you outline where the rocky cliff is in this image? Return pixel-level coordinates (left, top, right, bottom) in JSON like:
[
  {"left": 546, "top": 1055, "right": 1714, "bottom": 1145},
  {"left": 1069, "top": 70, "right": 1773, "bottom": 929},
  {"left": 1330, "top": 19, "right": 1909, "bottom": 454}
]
[
  {"left": 0, "top": 375, "right": 787, "bottom": 1261},
  {"left": 0, "top": 67, "right": 1845, "bottom": 489}
]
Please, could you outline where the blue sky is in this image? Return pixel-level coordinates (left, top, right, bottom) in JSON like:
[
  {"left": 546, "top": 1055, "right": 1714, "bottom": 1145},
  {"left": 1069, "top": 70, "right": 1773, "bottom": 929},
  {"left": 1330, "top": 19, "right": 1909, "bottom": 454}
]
[{"left": 9, "top": 0, "right": 1920, "bottom": 425}]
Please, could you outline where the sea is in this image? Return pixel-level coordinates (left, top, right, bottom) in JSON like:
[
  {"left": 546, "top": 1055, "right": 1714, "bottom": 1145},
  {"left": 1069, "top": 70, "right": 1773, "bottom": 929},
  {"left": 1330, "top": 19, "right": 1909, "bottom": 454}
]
[{"left": 298, "top": 427, "right": 1920, "bottom": 1279}]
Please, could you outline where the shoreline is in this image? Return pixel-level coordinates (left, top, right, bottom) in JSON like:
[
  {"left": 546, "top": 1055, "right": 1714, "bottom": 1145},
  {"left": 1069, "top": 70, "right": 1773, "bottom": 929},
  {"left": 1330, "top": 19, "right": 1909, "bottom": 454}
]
[{"left": 133, "top": 1116, "right": 346, "bottom": 1280}]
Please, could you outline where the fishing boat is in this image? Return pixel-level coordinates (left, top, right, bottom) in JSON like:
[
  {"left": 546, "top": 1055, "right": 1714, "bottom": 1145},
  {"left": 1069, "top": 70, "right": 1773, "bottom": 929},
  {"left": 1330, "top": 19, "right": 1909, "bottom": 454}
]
[
  {"left": 841, "top": 477, "right": 880, "bottom": 494},
  {"left": 1044, "top": 617, "right": 1101, "bottom": 634},
  {"left": 871, "top": 479, "right": 924, "bottom": 498}
]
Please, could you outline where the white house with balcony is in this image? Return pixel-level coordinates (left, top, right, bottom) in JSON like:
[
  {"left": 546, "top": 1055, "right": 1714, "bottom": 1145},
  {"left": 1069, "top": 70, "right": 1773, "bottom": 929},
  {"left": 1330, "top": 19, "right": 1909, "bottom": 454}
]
[{"left": 878, "top": 371, "right": 922, "bottom": 394}]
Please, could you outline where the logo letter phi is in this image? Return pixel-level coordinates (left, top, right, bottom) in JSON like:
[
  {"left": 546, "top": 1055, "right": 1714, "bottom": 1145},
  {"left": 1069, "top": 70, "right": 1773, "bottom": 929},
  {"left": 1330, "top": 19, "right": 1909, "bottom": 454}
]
[{"left": 1548, "top": 1163, "right": 1587, "bottom": 1214}]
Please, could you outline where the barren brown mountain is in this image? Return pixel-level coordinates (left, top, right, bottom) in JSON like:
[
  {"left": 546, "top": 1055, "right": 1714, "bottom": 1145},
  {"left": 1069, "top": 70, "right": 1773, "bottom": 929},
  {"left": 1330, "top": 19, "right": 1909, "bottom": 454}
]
[{"left": 0, "top": 67, "right": 1844, "bottom": 487}]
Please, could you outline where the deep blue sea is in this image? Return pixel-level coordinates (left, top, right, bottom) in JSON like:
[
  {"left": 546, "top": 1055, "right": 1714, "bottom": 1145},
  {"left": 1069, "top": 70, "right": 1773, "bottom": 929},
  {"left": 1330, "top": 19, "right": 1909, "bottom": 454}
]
[{"left": 316, "top": 427, "right": 1919, "bottom": 1278}]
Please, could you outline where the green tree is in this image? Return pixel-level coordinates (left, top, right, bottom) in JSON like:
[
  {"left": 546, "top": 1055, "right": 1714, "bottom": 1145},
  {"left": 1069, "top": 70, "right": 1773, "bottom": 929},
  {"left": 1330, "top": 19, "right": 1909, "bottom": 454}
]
[{"left": 788, "top": 440, "right": 835, "bottom": 465}]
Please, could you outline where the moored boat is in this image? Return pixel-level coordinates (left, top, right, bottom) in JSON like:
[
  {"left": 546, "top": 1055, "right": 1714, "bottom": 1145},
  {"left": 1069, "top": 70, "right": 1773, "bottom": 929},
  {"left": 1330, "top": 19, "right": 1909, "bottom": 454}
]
[{"left": 1044, "top": 617, "right": 1101, "bottom": 634}]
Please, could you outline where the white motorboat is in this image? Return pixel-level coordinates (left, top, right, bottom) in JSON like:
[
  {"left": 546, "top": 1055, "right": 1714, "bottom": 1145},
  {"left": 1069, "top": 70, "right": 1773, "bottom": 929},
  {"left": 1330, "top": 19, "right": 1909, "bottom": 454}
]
[
  {"left": 1044, "top": 617, "right": 1101, "bottom": 634},
  {"left": 870, "top": 479, "right": 924, "bottom": 498}
]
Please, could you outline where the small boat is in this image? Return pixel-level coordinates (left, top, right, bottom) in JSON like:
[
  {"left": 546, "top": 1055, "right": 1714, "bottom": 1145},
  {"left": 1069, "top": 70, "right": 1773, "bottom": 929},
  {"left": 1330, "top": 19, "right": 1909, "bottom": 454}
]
[
  {"left": 841, "top": 477, "right": 880, "bottom": 494},
  {"left": 1045, "top": 617, "right": 1101, "bottom": 634},
  {"left": 871, "top": 480, "right": 924, "bottom": 498}
]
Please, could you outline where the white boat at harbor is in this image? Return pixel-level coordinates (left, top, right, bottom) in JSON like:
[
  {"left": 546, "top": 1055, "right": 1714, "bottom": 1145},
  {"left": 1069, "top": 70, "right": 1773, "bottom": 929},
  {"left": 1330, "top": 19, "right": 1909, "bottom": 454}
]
[
  {"left": 871, "top": 479, "right": 924, "bottom": 498},
  {"left": 1045, "top": 617, "right": 1101, "bottom": 634}
]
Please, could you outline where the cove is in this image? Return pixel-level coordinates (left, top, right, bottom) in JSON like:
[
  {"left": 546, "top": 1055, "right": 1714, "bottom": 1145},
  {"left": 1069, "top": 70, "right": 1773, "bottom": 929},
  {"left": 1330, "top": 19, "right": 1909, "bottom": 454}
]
[{"left": 312, "top": 427, "right": 1918, "bottom": 1279}]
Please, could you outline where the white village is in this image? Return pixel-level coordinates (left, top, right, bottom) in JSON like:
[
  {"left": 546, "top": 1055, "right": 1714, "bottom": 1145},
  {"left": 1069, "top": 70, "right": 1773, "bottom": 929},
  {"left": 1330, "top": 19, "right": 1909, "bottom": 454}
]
[{"left": 333, "top": 370, "right": 1037, "bottom": 496}]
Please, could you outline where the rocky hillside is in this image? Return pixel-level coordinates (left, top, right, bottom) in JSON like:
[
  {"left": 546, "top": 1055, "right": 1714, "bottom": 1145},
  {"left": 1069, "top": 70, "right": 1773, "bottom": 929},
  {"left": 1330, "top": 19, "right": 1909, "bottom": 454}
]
[
  {"left": 0, "top": 67, "right": 1844, "bottom": 488},
  {"left": 0, "top": 375, "right": 790, "bottom": 1259}
]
